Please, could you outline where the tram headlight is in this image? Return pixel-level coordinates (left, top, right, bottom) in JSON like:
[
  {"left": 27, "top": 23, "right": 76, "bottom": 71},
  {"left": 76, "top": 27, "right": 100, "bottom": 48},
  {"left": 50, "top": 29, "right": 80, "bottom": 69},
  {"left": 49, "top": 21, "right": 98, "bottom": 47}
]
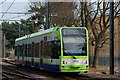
[
  {"left": 82, "top": 60, "right": 87, "bottom": 65},
  {"left": 63, "top": 61, "right": 68, "bottom": 64}
]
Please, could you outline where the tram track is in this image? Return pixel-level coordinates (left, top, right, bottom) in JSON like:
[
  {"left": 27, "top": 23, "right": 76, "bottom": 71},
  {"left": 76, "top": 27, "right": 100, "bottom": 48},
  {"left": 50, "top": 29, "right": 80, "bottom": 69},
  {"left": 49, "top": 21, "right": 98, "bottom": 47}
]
[
  {"left": 2, "top": 64, "right": 38, "bottom": 80},
  {"left": 2, "top": 59, "right": 111, "bottom": 80},
  {"left": 1, "top": 60, "right": 92, "bottom": 80},
  {"left": 2, "top": 60, "right": 63, "bottom": 80},
  {"left": 2, "top": 72, "right": 12, "bottom": 80}
]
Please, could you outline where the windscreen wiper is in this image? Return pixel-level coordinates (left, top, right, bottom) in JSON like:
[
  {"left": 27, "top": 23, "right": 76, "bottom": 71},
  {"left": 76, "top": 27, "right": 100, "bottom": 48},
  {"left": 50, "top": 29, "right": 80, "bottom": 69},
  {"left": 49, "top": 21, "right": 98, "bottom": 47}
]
[
  {"left": 65, "top": 50, "right": 76, "bottom": 59},
  {"left": 69, "top": 53, "right": 76, "bottom": 59}
]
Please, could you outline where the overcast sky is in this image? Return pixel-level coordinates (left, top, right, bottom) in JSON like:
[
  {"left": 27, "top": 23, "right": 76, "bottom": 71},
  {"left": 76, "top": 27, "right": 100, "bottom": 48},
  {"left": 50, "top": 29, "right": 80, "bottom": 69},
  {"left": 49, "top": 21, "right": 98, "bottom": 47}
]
[
  {"left": 0, "top": 0, "right": 31, "bottom": 21},
  {"left": 0, "top": 0, "right": 119, "bottom": 24}
]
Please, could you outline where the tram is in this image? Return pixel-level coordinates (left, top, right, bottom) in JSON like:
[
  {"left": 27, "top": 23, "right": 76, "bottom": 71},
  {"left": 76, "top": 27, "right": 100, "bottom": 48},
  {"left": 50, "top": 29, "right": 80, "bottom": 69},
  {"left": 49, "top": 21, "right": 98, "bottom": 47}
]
[{"left": 15, "top": 27, "right": 89, "bottom": 72}]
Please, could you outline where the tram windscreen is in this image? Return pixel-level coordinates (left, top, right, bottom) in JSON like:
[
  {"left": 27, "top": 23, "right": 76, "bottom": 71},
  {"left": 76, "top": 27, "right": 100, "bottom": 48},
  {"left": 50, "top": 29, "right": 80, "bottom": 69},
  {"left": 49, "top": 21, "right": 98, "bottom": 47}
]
[{"left": 62, "top": 28, "right": 87, "bottom": 56}]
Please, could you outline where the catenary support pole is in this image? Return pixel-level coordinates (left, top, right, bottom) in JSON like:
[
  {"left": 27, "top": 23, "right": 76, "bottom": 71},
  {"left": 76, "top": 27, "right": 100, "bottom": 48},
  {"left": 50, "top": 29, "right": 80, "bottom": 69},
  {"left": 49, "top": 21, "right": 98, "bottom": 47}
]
[
  {"left": 110, "top": 2, "right": 114, "bottom": 75},
  {"left": 4, "top": 34, "right": 6, "bottom": 58},
  {"left": 46, "top": 1, "right": 50, "bottom": 29},
  {"left": 19, "top": 25, "right": 21, "bottom": 37}
]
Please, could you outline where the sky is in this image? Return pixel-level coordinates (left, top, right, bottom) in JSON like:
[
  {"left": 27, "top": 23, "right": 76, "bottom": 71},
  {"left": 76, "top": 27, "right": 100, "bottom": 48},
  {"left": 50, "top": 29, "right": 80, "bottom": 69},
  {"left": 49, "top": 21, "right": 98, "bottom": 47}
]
[
  {"left": 0, "top": 0, "right": 31, "bottom": 21},
  {"left": 0, "top": 0, "right": 47, "bottom": 24},
  {"left": 0, "top": 0, "right": 119, "bottom": 24}
]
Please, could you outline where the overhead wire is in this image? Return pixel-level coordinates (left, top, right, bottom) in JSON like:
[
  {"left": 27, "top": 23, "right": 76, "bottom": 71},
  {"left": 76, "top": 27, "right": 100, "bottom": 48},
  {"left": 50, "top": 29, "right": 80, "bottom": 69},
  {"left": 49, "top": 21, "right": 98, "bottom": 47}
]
[
  {"left": 1, "top": 2, "right": 63, "bottom": 21},
  {"left": 0, "top": 12, "right": 33, "bottom": 14},
  {"left": 0, "top": 19, "right": 37, "bottom": 21},
  {"left": 1, "top": 0, "right": 15, "bottom": 19},
  {"left": 0, "top": 0, "right": 7, "bottom": 4},
  {"left": 4, "top": 13, "right": 34, "bottom": 20}
]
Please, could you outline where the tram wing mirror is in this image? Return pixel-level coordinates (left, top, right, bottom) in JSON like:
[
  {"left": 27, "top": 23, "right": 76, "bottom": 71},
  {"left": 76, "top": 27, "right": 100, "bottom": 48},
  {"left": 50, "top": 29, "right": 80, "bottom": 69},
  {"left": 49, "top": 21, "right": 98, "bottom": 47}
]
[{"left": 55, "top": 40, "right": 60, "bottom": 46}]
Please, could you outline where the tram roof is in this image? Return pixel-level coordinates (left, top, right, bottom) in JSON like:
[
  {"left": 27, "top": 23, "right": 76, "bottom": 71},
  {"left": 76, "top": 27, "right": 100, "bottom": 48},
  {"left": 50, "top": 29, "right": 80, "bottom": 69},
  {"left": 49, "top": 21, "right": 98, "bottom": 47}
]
[
  {"left": 15, "top": 27, "right": 87, "bottom": 42},
  {"left": 15, "top": 27, "right": 56, "bottom": 42}
]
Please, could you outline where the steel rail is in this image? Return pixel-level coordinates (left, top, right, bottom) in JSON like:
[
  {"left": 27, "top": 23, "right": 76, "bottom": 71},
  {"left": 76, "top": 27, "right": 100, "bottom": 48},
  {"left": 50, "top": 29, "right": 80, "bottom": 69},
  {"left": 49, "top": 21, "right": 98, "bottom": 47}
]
[
  {"left": 2, "top": 71, "right": 36, "bottom": 80},
  {"left": 1, "top": 72, "right": 12, "bottom": 80},
  {"left": 2, "top": 65, "right": 37, "bottom": 80}
]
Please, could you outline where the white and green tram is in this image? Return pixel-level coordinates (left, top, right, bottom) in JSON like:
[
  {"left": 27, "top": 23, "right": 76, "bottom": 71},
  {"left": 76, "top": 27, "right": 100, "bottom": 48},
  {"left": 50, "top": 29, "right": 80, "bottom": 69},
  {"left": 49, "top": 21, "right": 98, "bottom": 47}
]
[{"left": 15, "top": 27, "right": 89, "bottom": 72}]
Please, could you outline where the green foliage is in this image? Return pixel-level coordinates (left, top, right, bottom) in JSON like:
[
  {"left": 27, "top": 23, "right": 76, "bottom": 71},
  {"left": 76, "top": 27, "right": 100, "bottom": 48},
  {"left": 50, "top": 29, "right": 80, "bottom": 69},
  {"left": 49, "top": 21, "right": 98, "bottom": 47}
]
[
  {"left": 27, "top": 2, "right": 79, "bottom": 30},
  {"left": 28, "top": 2, "right": 46, "bottom": 31},
  {"left": 2, "top": 21, "right": 31, "bottom": 49}
]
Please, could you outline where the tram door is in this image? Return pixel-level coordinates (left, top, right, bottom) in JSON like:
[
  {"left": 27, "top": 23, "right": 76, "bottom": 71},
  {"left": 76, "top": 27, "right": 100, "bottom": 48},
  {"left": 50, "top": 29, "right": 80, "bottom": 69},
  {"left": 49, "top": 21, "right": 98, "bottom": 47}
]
[
  {"left": 40, "top": 41, "right": 44, "bottom": 69},
  {"left": 31, "top": 42, "right": 35, "bottom": 67}
]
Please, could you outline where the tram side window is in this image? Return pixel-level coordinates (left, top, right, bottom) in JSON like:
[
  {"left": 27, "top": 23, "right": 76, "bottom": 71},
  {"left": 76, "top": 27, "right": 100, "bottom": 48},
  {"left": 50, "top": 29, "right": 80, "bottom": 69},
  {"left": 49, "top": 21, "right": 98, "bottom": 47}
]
[
  {"left": 22, "top": 45, "right": 24, "bottom": 57},
  {"left": 41, "top": 41, "right": 44, "bottom": 57},
  {"left": 39, "top": 42, "right": 41, "bottom": 57},
  {"left": 44, "top": 41, "right": 52, "bottom": 58},
  {"left": 17, "top": 45, "right": 20, "bottom": 59},
  {"left": 44, "top": 42, "right": 47, "bottom": 57},
  {"left": 32, "top": 43, "right": 35, "bottom": 57},
  {"left": 48, "top": 42, "right": 52, "bottom": 56},
  {"left": 19, "top": 45, "right": 21, "bottom": 56},
  {"left": 51, "top": 41, "right": 60, "bottom": 59},
  {"left": 21, "top": 45, "right": 24, "bottom": 57},
  {"left": 23, "top": 44, "right": 25, "bottom": 57},
  {"left": 19, "top": 45, "right": 22, "bottom": 56},
  {"left": 19, "top": 46, "right": 21, "bottom": 56},
  {"left": 35, "top": 43, "right": 39, "bottom": 58},
  {"left": 25, "top": 44, "right": 27, "bottom": 57},
  {"left": 28, "top": 44, "right": 32, "bottom": 57},
  {"left": 15, "top": 46, "right": 17, "bottom": 56}
]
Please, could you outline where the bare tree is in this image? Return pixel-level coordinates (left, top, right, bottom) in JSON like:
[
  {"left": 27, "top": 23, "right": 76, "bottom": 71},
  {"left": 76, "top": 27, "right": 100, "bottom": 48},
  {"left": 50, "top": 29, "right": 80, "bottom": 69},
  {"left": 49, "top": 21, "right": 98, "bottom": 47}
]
[
  {"left": 76, "top": 2, "right": 120, "bottom": 67},
  {"left": 88, "top": 2, "right": 120, "bottom": 67},
  {"left": 50, "top": 2, "right": 79, "bottom": 27}
]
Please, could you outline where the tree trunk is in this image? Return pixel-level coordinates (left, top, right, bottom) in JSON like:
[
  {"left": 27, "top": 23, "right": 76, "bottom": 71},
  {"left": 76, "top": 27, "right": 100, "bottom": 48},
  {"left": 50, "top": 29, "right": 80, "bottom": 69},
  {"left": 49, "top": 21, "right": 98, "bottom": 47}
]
[
  {"left": 81, "top": 2, "right": 84, "bottom": 27},
  {"left": 32, "top": 21, "right": 35, "bottom": 33},
  {"left": 92, "top": 41, "right": 99, "bottom": 68}
]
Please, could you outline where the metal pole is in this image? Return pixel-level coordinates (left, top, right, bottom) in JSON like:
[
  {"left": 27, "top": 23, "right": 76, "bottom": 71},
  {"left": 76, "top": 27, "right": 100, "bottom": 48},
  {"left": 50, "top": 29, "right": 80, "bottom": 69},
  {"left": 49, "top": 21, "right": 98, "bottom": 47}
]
[
  {"left": 0, "top": 25, "right": 2, "bottom": 58},
  {"left": 110, "top": 2, "right": 114, "bottom": 75},
  {"left": 4, "top": 34, "right": 6, "bottom": 58},
  {"left": 46, "top": 1, "right": 50, "bottom": 29},
  {"left": 19, "top": 25, "right": 20, "bottom": 37}
]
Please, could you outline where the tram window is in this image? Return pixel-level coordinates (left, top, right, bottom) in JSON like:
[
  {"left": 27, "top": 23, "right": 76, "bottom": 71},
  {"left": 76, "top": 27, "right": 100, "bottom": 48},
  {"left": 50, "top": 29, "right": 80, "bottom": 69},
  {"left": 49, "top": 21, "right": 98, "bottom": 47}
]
[
  {"left": 17, "top": 46, "right": 19, "bottom": 56},
  {"left": 35, "top": 43, "right": 39, "bottom": 58},
  {"left": 44, "top": 41, "right": 52, "bottom": 58},
  {"left": 18, "top": 46, "right": 21, "bottom": 56},
  {"left": 62, "top": 28, "right": 87, "bottom": 56},
  {"left": 28, "top": 44, "right": 30, "bottom": 57},
  {"left": 22, "top": 45, "right": 24, "bottom": 56},
  {"left": 51, "top": 41, "right": 60, "bottom": 59},
  {"left": 23, "top": 44, "right": 25, "bottom": 57},
  {"left": 32, "top": 43, "right": 35, "bottom": 57},
  {"left": 48, "top": 42, "right": 52, "bottom": 56},
  {"left": 28, "top": 44, "right": 32, "bottom": 57},
  {"left": 21, "top": 45, "right": 24, "bottom": 56},
  {"left": 34, "top": 43, "right": 37, "bottom": 57},
  {"left": 17, "top": 46, "right": 19, "bottom": 57},
  {"left": 44, "top": 42, "right": 47, "bottom": 57},
  {"left": 41, "top": 41, "right": 43, "bottom": 57},
  {"left": 19, "top": 46, "right": 22, "bottom": 56},
  {"left": 25, "top": 44, "right": 27, "bottom": 57},
  {"left": 26, "top": 44, "right": 29, "bottom": 57},
  {"left": 16, "top": 46, "right": 18, "bottom": 56},
  {"left": 15, "top": 46, "right": 17, "bottom": 56},
  {"left": 39, "top": 42, "right": 41, "bottom": 57}
]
